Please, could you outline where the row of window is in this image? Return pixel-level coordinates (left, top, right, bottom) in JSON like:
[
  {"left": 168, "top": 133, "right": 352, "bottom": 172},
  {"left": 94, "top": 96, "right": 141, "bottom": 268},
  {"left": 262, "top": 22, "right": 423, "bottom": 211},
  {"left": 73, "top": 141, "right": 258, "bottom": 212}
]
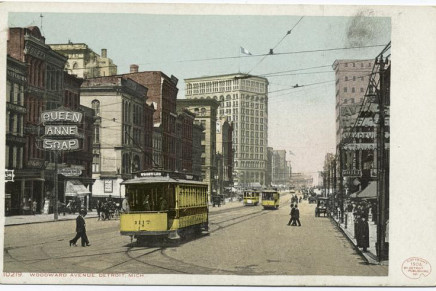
[
  {"left": 6, "top": 82, "right": 24, "bottom": 106},
  {"left": 220, "top": 109, "right": 265, "bottom": 117},
  {"left": 186, "top": 79, "right": 267, "bottom": 95},
  {"left": 6, "top": 113, "right": 23, "bottom": 136},
  {"left": 93, "top": 153, "right": 143, "bottom": 174},
  {"left": 343, "top": 62, "right": 372, "bottom": 68},
  {"left": 5, "top": 145, "right": 23, "bottom": 169},
  {"left": 238, "top": 131, "right": 265, "bottom": 139},
  {"left": 344, "top": 87, "right": 365, "bottom": 93},
  {"left": 342, "top": 97, "right": 364, "bottom": 105},
  {"left": 236, "top": 160, "right": 265, "bottom": 169}
]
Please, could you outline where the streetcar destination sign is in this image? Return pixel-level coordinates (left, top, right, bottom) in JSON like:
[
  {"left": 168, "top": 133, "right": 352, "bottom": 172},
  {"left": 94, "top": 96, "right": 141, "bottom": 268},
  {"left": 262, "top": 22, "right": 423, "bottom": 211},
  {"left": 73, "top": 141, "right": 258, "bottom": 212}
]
[
  {"left": 45, "top": 125, "right": 78, "bottom": 136},
  {"left": 58, "top": 167, "right": 82, "bottom": 177},
  {"left": 41, "top": 110, "right": 83, "bottom": 123},
  {"left": 43, "top": 139, "right": 79, "bottom": 150}
]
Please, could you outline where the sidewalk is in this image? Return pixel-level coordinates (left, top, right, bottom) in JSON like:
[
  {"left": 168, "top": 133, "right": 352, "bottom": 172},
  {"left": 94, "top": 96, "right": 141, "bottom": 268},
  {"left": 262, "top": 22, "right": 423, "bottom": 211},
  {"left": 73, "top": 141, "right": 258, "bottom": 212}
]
[
  {"left": 331, "top": 212, "right": 388, "bottom": 265},
  {"left": 5, "top": 201, "right": 244, "bottom": 226},
  {"left": 5, "top": 211, "right": 99, "bottom": 226}
]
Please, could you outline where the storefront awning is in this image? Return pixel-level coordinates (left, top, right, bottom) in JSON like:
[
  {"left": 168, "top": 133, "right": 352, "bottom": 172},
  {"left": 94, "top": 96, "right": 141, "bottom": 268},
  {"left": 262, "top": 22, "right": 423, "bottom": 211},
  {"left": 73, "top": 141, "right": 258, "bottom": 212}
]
[
  {"left": 349, "top": 190, "right": 361, "bottom": 199},
  {"left": 357, "top": 182, "right": 377, "bottom": 200},
  {"left": 65, "top": 180, "right": 91, "bottom": 196}
]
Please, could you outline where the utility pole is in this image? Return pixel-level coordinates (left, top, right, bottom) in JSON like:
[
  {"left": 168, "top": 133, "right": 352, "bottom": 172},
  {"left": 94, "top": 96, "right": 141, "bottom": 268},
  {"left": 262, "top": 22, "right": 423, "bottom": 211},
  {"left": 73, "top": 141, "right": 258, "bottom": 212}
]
[
  {"left": 376, "top": 54, "right": 387, "bottom": 261},
  {"left": 333, "top": 155, "right": 337, "bottom": 217},
  {"left": 339, "top": 145, "right": 344, "bottom": 223},
  {"left": 54, "top": 150, "right": 59, "bottom": 220}
]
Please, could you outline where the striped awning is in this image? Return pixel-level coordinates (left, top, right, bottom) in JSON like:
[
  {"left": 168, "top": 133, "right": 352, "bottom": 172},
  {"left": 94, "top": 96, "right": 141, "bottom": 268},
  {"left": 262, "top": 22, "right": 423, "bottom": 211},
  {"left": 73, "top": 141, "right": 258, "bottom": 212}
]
[{"left": 65, "top": 180, "right": 91, "bottom": 196}]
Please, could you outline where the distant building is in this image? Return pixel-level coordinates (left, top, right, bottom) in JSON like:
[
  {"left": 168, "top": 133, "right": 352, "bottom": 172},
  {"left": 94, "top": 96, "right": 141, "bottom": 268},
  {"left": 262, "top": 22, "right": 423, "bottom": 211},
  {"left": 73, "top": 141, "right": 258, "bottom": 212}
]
[
  {"left": 272, "top": 150, "right": 289, "bottom": 186},
  {"left": 216, "top": 117, "right": 234, "bottom": 195},
  {"left": 177, "top": 98, "right": 220, "bottom": 200},
  {"left": 184, "top": 73, "right": 269, "bottom": 188},
  {"left": 265, "top": 147, "right": 274, "bottom": 187},
  {"left": 290, "top": 173, "right": 314, "bottom": 188},
  {"left": 192, "top": 123, "right": 204, "bottom": 178},
  {"left": 49, "top": 43, "right": 117, "bottom": 78},
  {"left": 175, "top": 108, "right": 195, "bottom": 174}
]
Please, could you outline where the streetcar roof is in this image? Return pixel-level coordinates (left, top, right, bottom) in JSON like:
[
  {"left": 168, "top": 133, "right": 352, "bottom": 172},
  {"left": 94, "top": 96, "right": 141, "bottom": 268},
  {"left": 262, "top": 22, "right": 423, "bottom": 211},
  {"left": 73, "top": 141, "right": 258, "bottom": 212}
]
[
  {"left": 121, "top": 176, "right": 208, "bottom": 186},
  {"left": 261, "top": 190, "right": 278, "bottom": 193}
]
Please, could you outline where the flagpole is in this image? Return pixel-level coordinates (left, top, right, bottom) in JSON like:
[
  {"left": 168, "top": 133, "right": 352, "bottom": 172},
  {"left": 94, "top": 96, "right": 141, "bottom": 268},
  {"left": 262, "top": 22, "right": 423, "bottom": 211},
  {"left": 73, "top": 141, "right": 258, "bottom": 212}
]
[{"left": 238, "top": 46, "right": 241, "bottom": 73}]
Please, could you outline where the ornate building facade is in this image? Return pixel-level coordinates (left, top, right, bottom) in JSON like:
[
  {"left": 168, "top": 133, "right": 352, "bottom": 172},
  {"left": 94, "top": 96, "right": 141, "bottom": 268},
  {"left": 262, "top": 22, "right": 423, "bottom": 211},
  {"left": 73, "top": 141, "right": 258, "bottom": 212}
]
[{"left": 49, "top": 43, "right": 117, "bottom": 79}]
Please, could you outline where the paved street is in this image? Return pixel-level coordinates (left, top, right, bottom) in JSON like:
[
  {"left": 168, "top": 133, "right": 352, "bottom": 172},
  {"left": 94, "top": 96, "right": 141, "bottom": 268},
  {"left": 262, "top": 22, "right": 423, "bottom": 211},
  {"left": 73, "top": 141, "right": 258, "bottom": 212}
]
[{"left": 3, "top": 193, "right": 387, "bottom": 276}]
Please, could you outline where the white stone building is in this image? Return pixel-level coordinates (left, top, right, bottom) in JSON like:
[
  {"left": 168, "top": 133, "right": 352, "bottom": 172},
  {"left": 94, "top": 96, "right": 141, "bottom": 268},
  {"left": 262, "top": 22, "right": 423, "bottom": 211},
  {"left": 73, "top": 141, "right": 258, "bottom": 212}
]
[{"left": 185, "top": 73, "right": 268, "bottom": 188}]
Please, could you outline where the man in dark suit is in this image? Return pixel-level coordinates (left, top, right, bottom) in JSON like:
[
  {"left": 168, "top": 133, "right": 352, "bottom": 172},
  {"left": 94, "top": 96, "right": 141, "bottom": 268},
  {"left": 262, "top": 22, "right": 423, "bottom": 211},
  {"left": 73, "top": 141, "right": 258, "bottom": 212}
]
[
  {"left": 69, "top": 209, "right": 90, "bottom": 247},
  {"left": 287, "top": 204, "right": 296, "bottom": 226},
  {"left": 293, "top": 204, "right": 302, "bottom": 226}
]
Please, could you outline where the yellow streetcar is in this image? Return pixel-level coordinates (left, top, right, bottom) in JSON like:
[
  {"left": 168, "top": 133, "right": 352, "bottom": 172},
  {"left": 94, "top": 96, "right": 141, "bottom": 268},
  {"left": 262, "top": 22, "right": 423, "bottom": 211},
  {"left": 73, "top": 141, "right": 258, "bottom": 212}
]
[
  {"left": 243, "top": 190, "right": 260, "bottom": 206},
  {"left": 261, "top": 189, "right": 280, "bottom": 210},
  {"left": 120, "top": 171, "right": 208, "bottom": 242}
]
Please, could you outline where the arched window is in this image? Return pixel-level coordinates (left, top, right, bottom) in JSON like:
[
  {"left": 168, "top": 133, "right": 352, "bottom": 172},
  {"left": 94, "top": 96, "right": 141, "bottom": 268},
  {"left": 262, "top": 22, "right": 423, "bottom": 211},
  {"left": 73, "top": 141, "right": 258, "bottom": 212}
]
[
  {"left": 200, "top": 108, "right": 206, "bottom": 116},
  {"left": 72, "top": 62, "right": 79, "bottom": 70},
  {"left": 92, "top": 100, "right": 100, "bottom": 115}
]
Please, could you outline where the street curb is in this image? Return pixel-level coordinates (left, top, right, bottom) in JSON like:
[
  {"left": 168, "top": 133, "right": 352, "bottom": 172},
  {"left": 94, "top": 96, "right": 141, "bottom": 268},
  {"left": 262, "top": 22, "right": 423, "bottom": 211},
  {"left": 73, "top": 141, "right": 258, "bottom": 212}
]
[
  {"left": 4, "top": 214, "right": 99, "bottom": 227},
  {"left": 329, "top": 216, "right": 386, "bottom": 266}
]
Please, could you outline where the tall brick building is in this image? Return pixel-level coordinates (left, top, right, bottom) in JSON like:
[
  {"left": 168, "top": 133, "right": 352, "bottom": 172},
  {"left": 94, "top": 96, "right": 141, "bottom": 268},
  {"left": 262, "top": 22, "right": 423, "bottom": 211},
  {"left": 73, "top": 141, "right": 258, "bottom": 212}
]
[
  {"left": 121, "top": 66, "right": 179, "bottom": 171},
  {"left": 177, "top": 98, "right": 220, "bottom": 200},
  {"left": 333, "top": 59, "right": 375, "bottom": 183},
  {"left": 6, "top": 26, "right": 94, "bottom": 214},
  {"left": 5, "top": 56, "right": 27, "bottom": 216},
  {"left": 175, "top": 108, "right": 196, "bottom": 174}
]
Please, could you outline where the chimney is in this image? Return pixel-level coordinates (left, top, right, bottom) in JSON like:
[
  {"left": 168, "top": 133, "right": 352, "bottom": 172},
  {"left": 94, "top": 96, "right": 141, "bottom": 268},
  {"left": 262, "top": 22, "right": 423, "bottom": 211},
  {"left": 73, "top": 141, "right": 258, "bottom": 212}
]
[
  {"left": 101, "top": 49, "right": 107, "bottom": 58},
  {"left": 130, "top": 64, "right": 139, "bottom": 73}
]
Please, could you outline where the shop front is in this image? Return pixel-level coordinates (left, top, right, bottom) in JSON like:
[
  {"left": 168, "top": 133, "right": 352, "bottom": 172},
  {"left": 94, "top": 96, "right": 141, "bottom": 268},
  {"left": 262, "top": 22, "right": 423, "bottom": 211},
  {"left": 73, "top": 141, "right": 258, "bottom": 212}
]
[
  {"left": 90, "top": 176, "right": 125, "bottom": 208},
  {"left": 6, "top": 167, "right": 45, "bottom": 216},
  {"left": 64, "top": 179, "right": 91, "bottom": 210}
]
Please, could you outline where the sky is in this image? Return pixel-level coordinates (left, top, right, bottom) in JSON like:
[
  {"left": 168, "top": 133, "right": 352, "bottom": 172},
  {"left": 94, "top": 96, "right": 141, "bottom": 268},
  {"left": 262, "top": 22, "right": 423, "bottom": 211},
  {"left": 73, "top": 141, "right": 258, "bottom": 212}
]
[{"left": 8, "top": 12, "right": 391, "bottom": 176}]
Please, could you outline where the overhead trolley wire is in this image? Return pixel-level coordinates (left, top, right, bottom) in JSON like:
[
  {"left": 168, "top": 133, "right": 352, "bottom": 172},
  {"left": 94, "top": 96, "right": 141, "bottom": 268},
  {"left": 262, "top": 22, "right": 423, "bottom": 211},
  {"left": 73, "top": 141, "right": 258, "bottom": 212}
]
[{"left": 247, "top": 17, "right": 304, "bottom": 74}]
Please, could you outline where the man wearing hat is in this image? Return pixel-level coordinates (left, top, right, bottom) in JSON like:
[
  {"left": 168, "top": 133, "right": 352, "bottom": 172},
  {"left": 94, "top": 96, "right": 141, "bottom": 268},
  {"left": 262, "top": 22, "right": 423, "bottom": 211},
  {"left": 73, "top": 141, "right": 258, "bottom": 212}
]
[{"left": 69, "top": 209, "right": 90, "bottom": 247}]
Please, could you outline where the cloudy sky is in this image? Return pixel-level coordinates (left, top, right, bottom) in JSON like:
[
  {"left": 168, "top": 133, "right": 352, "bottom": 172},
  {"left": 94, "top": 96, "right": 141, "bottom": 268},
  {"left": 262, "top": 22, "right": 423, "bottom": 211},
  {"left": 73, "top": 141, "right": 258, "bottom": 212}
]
[{"left": 9, "top": 11, "right": 391, "bottom": 176}]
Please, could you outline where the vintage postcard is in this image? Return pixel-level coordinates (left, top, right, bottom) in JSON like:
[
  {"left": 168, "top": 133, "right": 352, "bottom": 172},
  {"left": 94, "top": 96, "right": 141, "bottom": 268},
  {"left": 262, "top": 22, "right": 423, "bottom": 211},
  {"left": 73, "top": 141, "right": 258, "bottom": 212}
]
[{"left": 0, "top": 1, "right": 435, "bottom": 287}]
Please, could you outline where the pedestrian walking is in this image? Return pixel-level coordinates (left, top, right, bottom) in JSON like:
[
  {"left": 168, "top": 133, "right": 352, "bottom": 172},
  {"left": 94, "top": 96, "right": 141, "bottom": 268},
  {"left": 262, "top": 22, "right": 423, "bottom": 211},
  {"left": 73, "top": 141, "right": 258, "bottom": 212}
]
[
  {"left": 293, "top": 204, "right": 302, "bottom": 226},
  {"left": 96, "top": 200, "right": 102, "bottom": 220},
  {"left": 357, "top": 216, "right": 369, "bottom": 252},
  {"left": 69, "top": 209, "right": 90, "bottom": 247},
  {"left": 287, "top": 204, "right": 295, "bottom": 226}
]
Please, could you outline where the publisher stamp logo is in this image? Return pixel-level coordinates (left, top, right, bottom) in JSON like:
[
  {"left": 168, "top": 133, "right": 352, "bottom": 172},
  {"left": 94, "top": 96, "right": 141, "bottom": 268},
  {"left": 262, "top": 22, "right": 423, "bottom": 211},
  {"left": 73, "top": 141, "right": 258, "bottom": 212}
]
[{"left": 402, "top": 257, "right": 432, "bottom": 279}]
